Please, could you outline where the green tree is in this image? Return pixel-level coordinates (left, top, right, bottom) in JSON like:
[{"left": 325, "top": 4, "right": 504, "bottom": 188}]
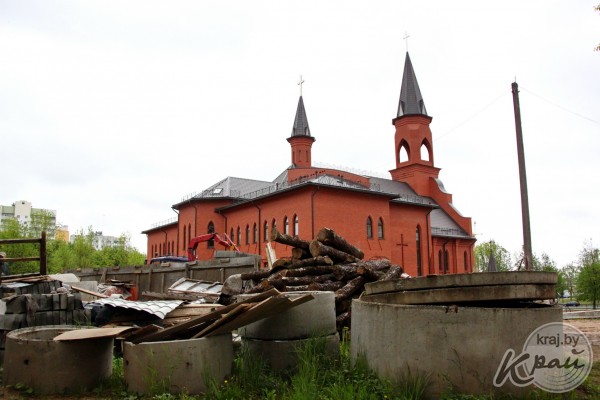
[
  {"left": 577, "top": 261, "right": 600, "bottom": 309},
  {"left": 474, "top": 240, "right": 513, "bottom": 272},
  {"left": 562, "top": 263, "right": 579, "bottom": 299},
  {"left": 71, "top": 227, "right": 96, "bottom": 269},
  {"left": 28, "top": 209, "right": 57, "bottom": 239}
]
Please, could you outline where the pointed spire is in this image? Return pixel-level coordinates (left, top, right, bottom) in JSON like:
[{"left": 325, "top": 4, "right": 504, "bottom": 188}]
[
  {"left": 291, "top": 96, "right": 311, "bottom": 137},
  {"left": 397, "top": 52, "right": 428, "bottom": 117}
]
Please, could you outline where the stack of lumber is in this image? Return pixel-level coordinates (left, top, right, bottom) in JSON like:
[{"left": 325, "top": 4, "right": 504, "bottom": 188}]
[
  {"left": 122, "top": 288, "right": 312, "bottom": 343},
  {"left": 239, "top": 227, "right": 409, "bottom": 331}
]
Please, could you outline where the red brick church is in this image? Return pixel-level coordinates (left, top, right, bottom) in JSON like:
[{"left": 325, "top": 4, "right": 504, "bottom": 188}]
[{"left": 143, "top": 53, "right": 476, "bottom": 276}]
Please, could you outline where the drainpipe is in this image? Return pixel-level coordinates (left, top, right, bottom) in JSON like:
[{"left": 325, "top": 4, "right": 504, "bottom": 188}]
[
  {"left": 192, "top": 204, "right": 198, "bottom": 237},
  {"left": 311, "top": 186, "right": 320, "bottom": 239},
  {"left": 426, "top": 209, "right": 433, "bottom": 275},
  {"left": 216, "top": 209, "right": 228, "bottom": 238},
  {"left": 171, "top": 207, "right": 179, "bottom": 256},
  {"left": 442, "top": 239, "right": 450, "bottom": 274}
]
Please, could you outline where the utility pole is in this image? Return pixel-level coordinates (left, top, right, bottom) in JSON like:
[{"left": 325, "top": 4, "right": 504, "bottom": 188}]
[{"left": 511, "top": 82, "right": 533, "bottom": 271}]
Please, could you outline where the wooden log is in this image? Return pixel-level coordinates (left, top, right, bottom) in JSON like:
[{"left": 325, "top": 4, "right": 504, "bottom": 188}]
[
  {"left": 288, "top": 256, "right": 334, "bottom": 270},
  {"left": 291, "top": 247, "right": 310, "bottom": 260},
  {"left": 241, "top": 269, "right": 271, "bottom": 281},
  {"left": 316, "top": 227, "right": 364, "bottom": 260},
  {"left": 272, "top": 258, "right": 293, "bottom": 269},
  {"left": 282, "top": 274, "right": 337, "bottom": 286},
  {"left": 356, "top": 265, "right": 385, "bottom": 282},
  {"left": 270, "top": 227, "right": 310, "bottom": 249},
  {"left": 284, "top": 265, "right": 337, "bottom": 277},
  {"left": 309, "top": 240, "right": 358, "bottom": 263},
  {"left": 356, "top": 259, "right": 392, "bottom": 271},
  {"left": 335, "top": 311, "right": 351, "bottom": 329},
  {"left": 333, "top": 264, "right": 359, "bottom": 281},
  {"left": 382, "top": 265, "right": 405, "bottom": 281},
  {"left": 283, "top": 285, "right": 310, "bottom": 292},
  {"left": 334, "top": 276, "right": 366, "bottom": 302},
  {"left": 335, "top": 298, "right": 353, "bottom": 314},
  {"left": 307, "top": 280, "right": 346, "bottom": 292}
]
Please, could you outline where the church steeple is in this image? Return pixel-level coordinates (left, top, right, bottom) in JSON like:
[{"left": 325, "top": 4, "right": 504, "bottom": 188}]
[
  {"left": 397, "top": 52, "right": 428, "bottom": 117},
  {"left": 287, "top": 95, "right": 315, "bottom": 168},
  {"left": 390, "top": 52, "right": 439, "bottom": 194}
]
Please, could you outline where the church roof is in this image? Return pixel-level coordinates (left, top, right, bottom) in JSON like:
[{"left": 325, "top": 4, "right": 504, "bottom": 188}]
[
  {"left": 397, "top": 52, "right": 428, "bottom": 117},
  {"left": 290, "top": 96, "right": 312, "bottom": 137},
  {"left": 429, "top": 209, "right": 471, "bottom": 238}
]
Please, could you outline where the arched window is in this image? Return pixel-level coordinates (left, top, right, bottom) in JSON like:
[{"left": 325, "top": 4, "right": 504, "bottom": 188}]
[
  {"left": 293, "top": 215, "right": 299, "bottom": 236},
  {"left": 183, "top": 227, "right": 187, "bottom": 251},
  {"left": 264, "top": 221, "right": 269, "bottom": 242},
  {"left": 237, "top": 227, "right": 241, "bottom": 245},
  {"left": 172, "top": 241, "right": 175, "bottom": 254},
  {"left": 188, "top": 224, "right": 192, "bottom": 245},
  {"left": 207, "top": 221, "right": 215, "bottom": 248},
  {"left": 399, "top": 140, "right": 410, "bottom": 163},
  {"left": 464, "top": 251, "right": 468, "bottom": 271},
  {"left": 284, "top": 216, "right": 289, "bottom": 235},
  {"left": 366, "top": 217, "right": 373, "bottom": 239},
  {"left": 253, "top": 223, "right": 258, "bottom": 244},
  {"left": 230, "top": 228, "right": 234, "bottom": 243},
  {"left": 167, "top": 241, "right": 170, "bottom": 254},
  {"left": 416, "top": 226, "right": 422, "bottom": 276},
  {"left": 438, "top": 250, "right": 443, "bottom": 274},
  {"left": 377, "top": 218, "right": 384, "bottom": 239},
  {"left": 245, "top": 225, "right": 250, "bottom": 245},
  {"left": 272, "top": 219, "right": 277, "bottom": 233},
  {"left": 420, "top": 143, "right": 430, "bottom": 162}
]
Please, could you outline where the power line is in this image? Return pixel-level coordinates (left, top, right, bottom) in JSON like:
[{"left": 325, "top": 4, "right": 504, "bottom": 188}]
[
  {"left": 436, "top": 90, "right": 510, "bottom": 141},
  {"left": 520, "top": 86, "right": 600, "bottom": 126}
]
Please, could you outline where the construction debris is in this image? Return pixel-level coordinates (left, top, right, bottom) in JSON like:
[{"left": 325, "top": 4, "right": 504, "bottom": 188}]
[{"left": 238, "top": 227, "right": 411, "bottom": 330}]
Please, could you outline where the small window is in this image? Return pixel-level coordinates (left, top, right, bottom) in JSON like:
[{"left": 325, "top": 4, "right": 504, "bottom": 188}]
[
  {"left": 212, "top": 187, "right": 223, "bottom": 194},
  {"left": 366, "top": 217, "right": 373, "bottom": 239},
  {"left": 237, "top": 227, "right": 241, "bottom": 246},
  {"left": 253, "top": 223, "right": 258, "bottom": 244},
  {"left": 284, "top": 216, "right": 289, "bottom": 235},
  {"left": 416, "top": 226, "right": 422, "bottom": 276},
  {"left": 245, "top": 225, "right": 250, "bottom": 245},
  {"left": 207, "top": 222, "right": 215, "bottom": 248},
  {"left": 264, "top": 221, "right": 269, "bottom": 242},
  {"left": 377, "top": 218, "right": 384, "bottom": 239},
  {"left": 230, "top": 228, "right": 234, "bottom": 243},
  {"left": 183, "top": 228, "right": 187, "bottom": 250},
  {"left": 293, "top": 215, "right": 299, "bottom": 236},
  {"left": 438, "top": 250, "right": 443, "bottom": 274}
]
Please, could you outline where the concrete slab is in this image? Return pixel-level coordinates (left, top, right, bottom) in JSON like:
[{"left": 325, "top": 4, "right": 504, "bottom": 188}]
[
  {"left": 365, "top": 271, "right": 557, "bottom": 296},
  {"left": 363, "top": 283, "right": 556, "bottom": 304}
]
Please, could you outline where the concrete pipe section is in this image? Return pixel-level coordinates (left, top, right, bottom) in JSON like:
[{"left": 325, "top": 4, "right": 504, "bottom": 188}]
[
  {"left": 3, "top": 325, "right": 114, "bottom": 395},
  {"left": 351, "top": 299, "right": 563, "bottom": 397},
  {"left": 238, "top": 291, "right": 337, "bottom": 340},
  {"left": 123, "top": 333, "right": 233, "bottom": 395},
  {"left": 242, "top": 332, "right": 340, "bottom": 371}
]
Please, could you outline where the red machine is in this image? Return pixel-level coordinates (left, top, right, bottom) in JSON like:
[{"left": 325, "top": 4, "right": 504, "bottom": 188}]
[{"left": 187, "top": 233, "right": 239, "bottom": 261}]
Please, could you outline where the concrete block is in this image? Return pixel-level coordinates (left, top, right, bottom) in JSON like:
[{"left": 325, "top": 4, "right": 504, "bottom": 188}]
[{"left": 3, "top": 296, "right": 27, "bottom": 314}]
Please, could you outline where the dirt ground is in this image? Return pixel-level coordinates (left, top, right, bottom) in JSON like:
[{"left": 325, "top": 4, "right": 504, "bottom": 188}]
[{"left": 565, "top": 318, "right": 600, "bottom": 362}]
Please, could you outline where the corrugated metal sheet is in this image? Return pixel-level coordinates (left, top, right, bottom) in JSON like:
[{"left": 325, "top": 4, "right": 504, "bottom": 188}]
[{"left": 93, "top": 298, "right": 183, "bottom": 319}]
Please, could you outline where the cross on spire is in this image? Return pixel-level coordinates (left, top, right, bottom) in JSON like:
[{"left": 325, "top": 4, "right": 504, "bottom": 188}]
[
  {"left": 297, "top": 75, "right": 305, "bottom": 96},
  {"left": 403, "top": 32, "right": 410, "bottom": 52}
]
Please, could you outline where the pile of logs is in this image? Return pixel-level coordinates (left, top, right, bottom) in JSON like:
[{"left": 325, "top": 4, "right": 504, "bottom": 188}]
[{"left": 238, "top": 227, "right": 409, "bottom": 331}]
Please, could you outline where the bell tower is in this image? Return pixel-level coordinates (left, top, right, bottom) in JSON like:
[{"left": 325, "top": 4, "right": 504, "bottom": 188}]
[
  {"left": 390, "top": 52, "right": 440, "bottom": 196},
  {"left": 287, "top": 95, "right": 315, "bottom": 168}
]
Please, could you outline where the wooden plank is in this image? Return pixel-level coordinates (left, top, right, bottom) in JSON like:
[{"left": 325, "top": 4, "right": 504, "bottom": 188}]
[
  {"left": 204, "top": 294, "right": 315, "bottom": 337},
  {"left": 362, "top": 284, "right": 557, "bottom": 305},
  {"left": 54, "top": 326, "right": 135, "bottom": 341},
  {"left": 131, "top": 288, "right": 281, "bottom": 343},
  {"left": 192, "top": 303, "right": 254, "bottom": 338},
  {"left": 71, "top": 285, "right": 109, "bottom": 298},
  {"left": 165, "top": 304, "right": 223, "bottom": 318},
  {"left": 364, "top": 271, "right": 558, "bottom": 295}
]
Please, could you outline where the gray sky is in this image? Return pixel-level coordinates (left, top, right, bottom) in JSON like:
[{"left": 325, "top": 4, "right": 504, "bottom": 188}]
[{"left": 1, "top": 1, "right": 599, "bottom": 267}]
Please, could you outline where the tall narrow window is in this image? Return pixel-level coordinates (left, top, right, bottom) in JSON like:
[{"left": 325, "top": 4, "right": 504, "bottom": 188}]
[
  {"left": 464, "top": 251, "right": 468, "bottom": 271},
  {"left": 377, "top": 218, "right": 384, "bottom": 239},
  {"left": 207, "top": 221, "right": 215, "bottom": 248},
  {"left": 272, "top": 219, "right": 276, "bottom": 233},
  {"left": 438, "top": 250, "right": 443, "bottom": 274},
  {"left": 237, "top": 227, "right": 241, "bottom": 246},
  {"left": 416, "top": 226, "right": 422, "bottom": 276},
  {"left": 284, "top": 216, "right": 289, "bottom": 235},
  {"left": 264, "top": 221, "right": 269, "bottom": 242},
  {"left": 188, "top": 224, "right": 191, "bottom": 245},
  {"left": 366, "top": 217, "right": 373, "bottom": 239},
  {"left": 172, "top": 241, "right": 175, "bottom": 254},
  {"left": 420, "top": 143, "right": 430, "bottom": 162},
  {"left": 444, "top": 250, "right": 449, "bottom": 274},
  {"left": 245, "top": 225, "right": 250, "bottom": 245},
  {"left": 399, "top": 141, "right": 409, "bottom": 163},
  {"left": 253, "top": 223, "right": 258, "bottom": 244},
  {"left": 230, "top": 228, "right": 234, "bottom": 243},
  {"left": 293, "top": 215, "right": 299, "bottom": 236},
  {"left": 183, "top": 228, "right": 187, "bottom": 251},
  {"left": 167, "top": 241, "right": 170, "bottom": 254}
]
